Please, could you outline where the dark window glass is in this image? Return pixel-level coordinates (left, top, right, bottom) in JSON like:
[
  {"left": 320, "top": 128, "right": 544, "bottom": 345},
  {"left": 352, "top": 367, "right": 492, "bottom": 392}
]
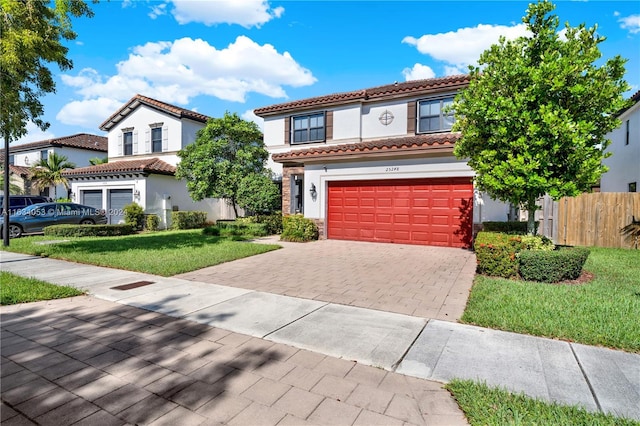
[
  {"left": 9, "top": 155, "right": 14, "bottom": 165},
  {"left": 626, "top": 120, "right": 630, "bottom": 145},
  {"left": 292, "top": 113, "right": 325, "bottom": 144},
  {"left": 152, "top": 127, "right": 162, "bottom": 153},
  {"left": 41, "top": 150, "right": 48, "bottom": 161},
  {"left": 124, "top": 132, "right": 133, "bottom": 155},
  {"left": 417, "top": 97, "right": 455, "bottom": 133},
  {"left": 630, "top": 182, "right": 637, "bottom": 193}
]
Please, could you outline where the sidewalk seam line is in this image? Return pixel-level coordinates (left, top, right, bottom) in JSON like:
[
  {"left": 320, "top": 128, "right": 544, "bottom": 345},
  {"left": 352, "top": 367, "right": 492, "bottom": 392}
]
[
  {"left": 569, "top": 343, "right": 602, "bottom": 412},
  {"left": 261, "top": 301, "right": 330, "bottom": 339},
  {"left": 390, "top": 319, "right": 429, "bottom": 372}
]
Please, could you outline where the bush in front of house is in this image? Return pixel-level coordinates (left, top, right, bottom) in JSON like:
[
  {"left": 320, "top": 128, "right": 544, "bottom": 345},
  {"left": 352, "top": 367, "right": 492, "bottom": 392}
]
[
  {"left": 202, "top": 226, "right": 221, "bottom": 236},
  {"left": 43, "top": 224, "right": 134, "bottom": 237},
  {"left": 519, "top": 247, "right": 590, "bottom": 283},
  {"left": 171, "top": 211, "right": 207, "bottom": 229},
  {"left": 280, "top": 214, "right": 319, "bottom": 242},
  {"left": 123, "top": 203, "right": 144, "bottom": 231},
  {"left": 474, "top": 232, "right": 527, "bottom": 278},
  {"left": 145, "top": 214, "right": 160, "bottom": 231},
  {"left": 256, "top": 212, "right": 283, "bottom": 235},
  {"left": 216, "top": 220, "right": 268, "bottom": 237},
  {"left": 482, "top": 221, "right": 539, "bottom": 234}
]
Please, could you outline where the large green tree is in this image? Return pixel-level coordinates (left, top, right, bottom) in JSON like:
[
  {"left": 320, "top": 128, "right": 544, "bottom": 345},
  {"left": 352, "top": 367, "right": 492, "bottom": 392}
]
[
  {"left": 30, "top": 152, "right": 75, "bottom": 199},
  {"left": 452, "top": 0, "right": 629, "bottom": 234},
  {"left": 1, "top": 0, "right": 94, "bottom": 245},
  {"left": 176, "top": 112, "right": 270, "bottom": 217}
]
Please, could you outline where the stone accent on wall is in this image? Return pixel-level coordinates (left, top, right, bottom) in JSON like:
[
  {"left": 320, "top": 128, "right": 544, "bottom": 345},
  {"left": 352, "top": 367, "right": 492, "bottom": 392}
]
[
  {"left": 312, "top": 218, "right": 325, "bottom": 239},
  {"left": 282, "top": 165, "right": 304, "bottom": 214}
]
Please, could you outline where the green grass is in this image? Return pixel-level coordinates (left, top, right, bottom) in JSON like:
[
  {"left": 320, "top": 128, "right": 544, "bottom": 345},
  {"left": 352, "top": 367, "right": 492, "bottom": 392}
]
[
  {"left": 462, "top": 247, "right": 640, "bottom": 352},
  {"left": 3, "top": 229, "right": 280, "bottom": 276},
  {"left": 1, "top": 272, "right": 85, "bottom": 305},
  {"left": 446, "top": 379, "right": 639, "bottom": 426}
]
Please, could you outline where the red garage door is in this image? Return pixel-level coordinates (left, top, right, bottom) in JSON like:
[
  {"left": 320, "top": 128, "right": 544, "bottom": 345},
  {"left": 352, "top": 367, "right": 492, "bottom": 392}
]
[{"left": 327, "top": 178, "right": 473, "bottom": 248}]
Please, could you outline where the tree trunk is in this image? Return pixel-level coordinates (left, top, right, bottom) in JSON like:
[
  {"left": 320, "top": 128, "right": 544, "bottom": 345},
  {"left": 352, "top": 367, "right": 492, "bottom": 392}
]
[{"left": 526, "top": 197, "right": 537, "bottom": 236}]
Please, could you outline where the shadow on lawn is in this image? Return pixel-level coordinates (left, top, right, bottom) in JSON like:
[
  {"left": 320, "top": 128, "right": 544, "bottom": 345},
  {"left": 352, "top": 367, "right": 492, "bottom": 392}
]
[{"left": 0, "top": 296, "right": 290, "bottom": 424}]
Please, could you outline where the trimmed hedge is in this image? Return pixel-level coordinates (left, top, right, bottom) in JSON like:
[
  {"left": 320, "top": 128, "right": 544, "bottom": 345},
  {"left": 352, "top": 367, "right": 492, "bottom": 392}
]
[
  {"left": 474, "top": 232, "right": 526, "bottom": 278},
  {"left": 519, "top": 247, "right": 590, "bottom": 283},
  {"left": 43, "top": 224, "right": 134, "bottom": 237},
  {"left": 171, "top": 211, "right": 207, "bottom": 229},
  {"left": 216, "top": 221, "right": 268, "bottom": 237},
  {"left": 123, "top": 203, "right": 144, "bottom": 231},
  {"left": 482, "top": 221, "right": 538, "bottom": 234},
  {"left": 280, "top": 214, "right": 319, "bottom": 242},
  {"left": 145, "top": 214, "right": 160, "bottom": 231}
]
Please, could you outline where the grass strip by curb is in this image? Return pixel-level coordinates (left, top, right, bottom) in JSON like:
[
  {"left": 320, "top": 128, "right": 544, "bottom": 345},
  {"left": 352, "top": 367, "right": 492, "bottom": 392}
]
[
  {"left": 446, "top": 379, "right": 639, "bottom": 426},
  {"left": 1, "top": 271, "right": 85, "bottom": 305}
]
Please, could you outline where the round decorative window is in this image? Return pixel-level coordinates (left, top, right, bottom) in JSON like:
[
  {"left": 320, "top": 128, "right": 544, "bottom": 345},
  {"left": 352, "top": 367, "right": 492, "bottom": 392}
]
[{"left": 379, "top": 110, "right": 394, "bottom": 126}]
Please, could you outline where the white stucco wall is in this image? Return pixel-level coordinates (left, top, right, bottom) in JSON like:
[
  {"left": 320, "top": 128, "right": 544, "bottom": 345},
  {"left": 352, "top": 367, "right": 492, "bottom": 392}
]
[
  {"left": 107, "top": 105, "right": 184, "bottom": 163},
  {"left": 601, "top": 102, "right": 640, "bottom": 192},
  {"left": 361, "top": 101, "right": 407, "bottom": 140},
  {"left": 332, "top": 105, "right": 362, "bottom": 141}
]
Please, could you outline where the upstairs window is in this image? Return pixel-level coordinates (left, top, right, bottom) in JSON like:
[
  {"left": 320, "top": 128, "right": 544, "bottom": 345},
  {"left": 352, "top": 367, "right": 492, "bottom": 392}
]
[
  {"left": 417, "top": 97, "right": 455, "bottom": 133},
  {"left": 626, "top": 120, "right": 630, "bottom": 145},
  {"left": 123, "top": 131, "right": 133, "bottom": 155},
  {"left": 152, "top": 127, "right": 162, "bottom": 153},
  {"left": 41, "top": 150, "right": 49, "bottom": 161},
  {"left": 9, "top": 155, "right": 14, "bottom": 165},
  {"left": 630, "top": 182, "right": 637, "bottom": 193},
  {"left": 292, "top": 113, "right": 325, "bottom": 144}
]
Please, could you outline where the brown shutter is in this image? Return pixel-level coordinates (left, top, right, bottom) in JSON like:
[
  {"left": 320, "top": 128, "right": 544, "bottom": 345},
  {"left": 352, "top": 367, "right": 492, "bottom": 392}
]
[
  {"left": 407, "top": 101, "right": 416, "bottom": 134},
  {"left": 284, "top": 117, "right": 290, "bottom": 145},
  {"left": 325, "top": 111, "right": 333, "bottom": 141}
]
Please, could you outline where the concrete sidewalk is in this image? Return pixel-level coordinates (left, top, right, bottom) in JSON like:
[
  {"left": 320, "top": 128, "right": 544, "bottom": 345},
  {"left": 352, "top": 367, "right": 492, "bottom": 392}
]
[{"left": 2, "top": 251, "right": 639, "bottom": 423}]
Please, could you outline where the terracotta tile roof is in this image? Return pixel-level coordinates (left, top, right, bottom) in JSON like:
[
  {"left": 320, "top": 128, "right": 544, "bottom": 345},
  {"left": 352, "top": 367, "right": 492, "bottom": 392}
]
[
  {"left": 254, "top": 75, "right": 471, "bottom": 116},
  {"left": 0, "top": 133, "right": 107, "bottom": 155},
  {"left": 63, "top": 158, "right": 176, "bottom": 177},
  {"left": 8, "top": 165, "right": 33, "bottom": 177},
  {"left": 100, "top": 94, "right": 210, "bottom": 131},
  {"left": 271, "top": 133, "right": 461, "bottom": 163}
]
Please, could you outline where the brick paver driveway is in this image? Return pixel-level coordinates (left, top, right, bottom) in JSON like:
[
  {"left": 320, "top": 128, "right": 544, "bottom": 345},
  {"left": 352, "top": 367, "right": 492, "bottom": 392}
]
[{"left": 177, "top": 238, "right": 476, "bottom": 322}]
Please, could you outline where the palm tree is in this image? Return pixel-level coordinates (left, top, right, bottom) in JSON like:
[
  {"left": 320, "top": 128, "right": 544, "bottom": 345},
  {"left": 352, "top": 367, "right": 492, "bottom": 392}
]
[
  {"left": 89, "top": 156, "right": 108, "bottom": 165},
  {"left": 30, "top": 153, "right": 75, "bottom": 199},
  {"left": 0, "top": 171, "right": 23, "bottom": 194}
]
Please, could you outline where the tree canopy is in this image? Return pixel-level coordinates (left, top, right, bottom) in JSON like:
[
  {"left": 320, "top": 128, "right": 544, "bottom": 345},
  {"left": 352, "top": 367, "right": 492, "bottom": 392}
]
[
  {"left": 176, "top": 112, "right": 274, "bottom": 217},
  {"left": 452, "top": 0, "right": 629, "bottom": 234}
]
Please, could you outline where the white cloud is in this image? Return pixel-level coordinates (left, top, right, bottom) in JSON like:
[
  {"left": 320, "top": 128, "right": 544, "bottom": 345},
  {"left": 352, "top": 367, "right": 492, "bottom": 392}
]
[
  {"left": 403, "top": 23, "right": 529, "bottom": 68},
  {"left": 169, "top": 0, "right": 284, "bottom": 28},
  {"left": 242, "top": 109, "right": 264, "bottom": 132},
  {"left": 618, "top": 14, "right": 640, "bottom": 34},
  {"left": 56, "top": 98, "right": 123, "bottom": 128},
  {"left": 149, "top": 4, "right": 167, "bottom": 19},
  {"left": 58, "top": 36, "right": 316, "bottom": 123},
  {"left": 444, "top": 65, "right": 466, "bottom": 76},
  {"left": 11, "top": 122, "right": 56, "bottom": 146},
  {"left": 402, "top": 63, "right": 436, "bottom": 81}
]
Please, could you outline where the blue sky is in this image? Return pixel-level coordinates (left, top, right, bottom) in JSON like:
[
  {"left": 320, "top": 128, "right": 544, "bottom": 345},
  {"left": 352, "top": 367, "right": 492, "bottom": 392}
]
[{"left": 17, "top": 0, "right": 640, "bottom": 144}]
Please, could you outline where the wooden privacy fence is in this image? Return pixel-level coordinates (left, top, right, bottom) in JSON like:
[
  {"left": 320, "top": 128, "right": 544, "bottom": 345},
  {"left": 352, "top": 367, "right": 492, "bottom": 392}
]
[{"left": 538, "top": 192, "right": 640, "bottom": 248}]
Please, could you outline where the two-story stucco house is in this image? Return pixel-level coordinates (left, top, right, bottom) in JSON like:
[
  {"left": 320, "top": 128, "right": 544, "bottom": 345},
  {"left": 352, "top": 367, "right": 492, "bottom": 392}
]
[
  {"left": 1, "top": 133, "right": 107, "bottom": 198},
  {"left": 255, "top": 75, "right": 510, "bottom": 248},
  {"left": 64, "top": 94, "right": 235, "bottom": 227},
  {"left": 601, "top": 90, "right": 640, "bottom": 193}
]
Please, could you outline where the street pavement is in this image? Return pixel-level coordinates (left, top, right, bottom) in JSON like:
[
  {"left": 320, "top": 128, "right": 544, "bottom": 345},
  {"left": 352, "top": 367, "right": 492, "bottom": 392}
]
[{"left": 1, "top": 249, "right": 639, "bottom": 424}]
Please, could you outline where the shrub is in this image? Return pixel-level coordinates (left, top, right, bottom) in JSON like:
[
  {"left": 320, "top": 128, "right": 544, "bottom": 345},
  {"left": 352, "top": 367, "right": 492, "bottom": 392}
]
[
  {"left": 280, "top": 214, "right": 319, "bottom": 242},
  {"left": 256, "top": 212, "right": 283, "bottom": 235},
  {"left": 519, "top": 247, "right": 590, "bottom": 283},
  {"left": 123, "top": 203, "right": 144, "bottom": 231},
  {"left": 482, "top": 221, "right": 539, "bottom": 234},
  {"left": 145, "top": 214, "right": 160, "bottom": 231},
  {"left": 202, "top": 226, "right": 220, "bottom": 236},
  {"left": 215, "top": 220, "right": 268, "bottom": 237},
  {"left": 171, "top": 211, "right": 207, "bottom": 229},
  {"left": 474, "top": 232, "right": 527, "bottom": 278},
  {"left": 520, "top": 235, "right": 555, "bottom": 251},
  {"left": 43, "top": 224, "right": 134, "bottom": 237}
]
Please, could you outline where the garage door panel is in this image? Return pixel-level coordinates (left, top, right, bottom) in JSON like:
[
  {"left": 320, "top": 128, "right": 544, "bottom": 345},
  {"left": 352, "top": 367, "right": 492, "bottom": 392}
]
[{"left": 328, "top": 178, "right": 473, "bottom": 248}]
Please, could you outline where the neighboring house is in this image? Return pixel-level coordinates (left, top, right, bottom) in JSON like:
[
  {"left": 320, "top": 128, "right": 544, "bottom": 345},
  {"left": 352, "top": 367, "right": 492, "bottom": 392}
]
[
  {"left": 601, "top": 90, "right": 640, "bottom": 193},
  {"left": 255, "top": 75, "right": 510, "bottom": 248},
  {"left": 0, "top": 133, "right": 107, "bottom": 198},
  {"left": 63, "top": 94, "right": 236, "bottom": 227}
]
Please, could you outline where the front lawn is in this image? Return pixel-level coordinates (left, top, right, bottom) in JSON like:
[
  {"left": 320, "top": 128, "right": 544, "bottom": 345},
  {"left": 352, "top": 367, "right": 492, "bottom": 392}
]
[
  {"left": 3, "top": 230, "right": 280, "bottom": 276},
  {"left": 1, "top": 272, "right": 85, "bottom": 305},
  {"left": 446, "top": 379, "right": 639, "bottom": 426},
  {"left": 462, "top": 247, "right": 640, "bottom": 353}
]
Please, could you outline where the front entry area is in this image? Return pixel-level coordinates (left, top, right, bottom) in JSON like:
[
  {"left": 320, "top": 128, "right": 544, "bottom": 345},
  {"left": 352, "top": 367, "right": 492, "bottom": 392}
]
[{"left": 327, "top": 177, "right": 473, "bottom": 248}]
